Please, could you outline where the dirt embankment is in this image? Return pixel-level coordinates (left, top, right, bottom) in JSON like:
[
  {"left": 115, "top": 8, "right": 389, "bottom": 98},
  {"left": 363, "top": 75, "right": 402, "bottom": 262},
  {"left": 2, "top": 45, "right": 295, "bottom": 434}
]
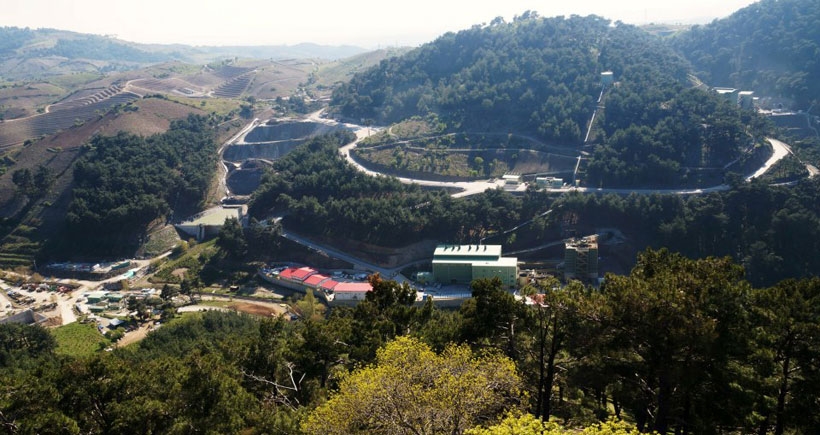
[
  {"left": 228, "top": 301, "right": 286, "bottom": 317},
  {"left": 243, "top": 121, "right": 344, "bottom": 142},
  {"left": 223, "top": 121, "right": 350, "bottom": 162}
]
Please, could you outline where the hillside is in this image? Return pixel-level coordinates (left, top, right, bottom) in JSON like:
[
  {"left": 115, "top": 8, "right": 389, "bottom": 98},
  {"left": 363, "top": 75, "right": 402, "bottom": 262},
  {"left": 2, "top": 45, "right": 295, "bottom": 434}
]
[
  {"left": 331, "top": 14, "right": 766, "bottom": 188},
  {"left": 333, "top": 15, "right": 611, "bottom": 143},
  {"left": 0, "top": 27, "right": 367, "bottom": 81},
  {"left": 0, "top": 98, "right": 217, "bottom": 267},
  {"left": 0, "top": 27, "right": 175, "bottom": 80},
  {"left": 672, "top": 0, "right": 820, "bottom": 108},
  {"left": 0, "top": 43, "right": 393, "bottom": 265}
]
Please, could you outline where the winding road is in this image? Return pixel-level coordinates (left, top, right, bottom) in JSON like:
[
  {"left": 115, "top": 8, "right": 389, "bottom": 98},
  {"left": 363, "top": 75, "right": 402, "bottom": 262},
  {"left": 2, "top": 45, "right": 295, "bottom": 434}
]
[
  {"left": 214, "top": 114, "right": 813, "bottom": 284},
  {"left": 229, "top": 110, "right": 807, "bottom": 199},
  {"left": 337, "top": 123, "right": 802, "bottom": 197},
  {"left": 218, "top": 117, "right": 260, "bottom": 200}
]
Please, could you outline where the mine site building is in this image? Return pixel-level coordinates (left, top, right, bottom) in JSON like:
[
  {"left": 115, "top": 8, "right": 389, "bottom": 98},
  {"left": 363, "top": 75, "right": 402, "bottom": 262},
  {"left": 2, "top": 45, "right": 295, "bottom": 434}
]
[
  {"left": 536, "top": 176, "right": 564, "bottom": 189},
  {"left": 432, "top": 244, "right": 518, "bottom": 288},
  {"left": 563, "top": 236, "right": 599, "bottom": 282},
  {"left": 176, "top": 205, "right": 246, "bottom": 241}
]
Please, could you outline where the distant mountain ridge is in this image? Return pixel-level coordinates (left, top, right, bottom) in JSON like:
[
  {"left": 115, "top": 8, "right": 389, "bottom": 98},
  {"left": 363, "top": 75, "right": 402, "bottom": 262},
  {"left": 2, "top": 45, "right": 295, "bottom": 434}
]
[{"left": 0, "top": 26, "right": 368, "bottom": 80}]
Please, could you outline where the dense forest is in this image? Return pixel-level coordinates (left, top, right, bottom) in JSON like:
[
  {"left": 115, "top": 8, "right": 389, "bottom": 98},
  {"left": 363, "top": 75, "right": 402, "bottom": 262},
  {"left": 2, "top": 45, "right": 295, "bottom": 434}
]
[
  {"left": 2, "top": 251, "right": 819, "bottom": 434},
  {"left": 333, "top": 14, "right": 608, "bottom": 144},
  {"left": 587, "top": 17, "right": 775, "bottom": 186},
  {"left": 331, "top": 14, "right": 770, "bottom": 188},
  {"left": 250, "top": 133, "right": 553, "bottom": 246},
  {"left": 672, "top": 0, "right": 820, "bottom": 108},
  {"left": 249, "top": 131, "right": 820, "bottom": 288},
  {"left": 0, "top": 27, "right": 35, "bottom": 57},
  {"left": 551, "top": 177, "right": 820, "bottom": 287},
  {"left": 53, "top": 114, "right": 217, "bottom": 257}
]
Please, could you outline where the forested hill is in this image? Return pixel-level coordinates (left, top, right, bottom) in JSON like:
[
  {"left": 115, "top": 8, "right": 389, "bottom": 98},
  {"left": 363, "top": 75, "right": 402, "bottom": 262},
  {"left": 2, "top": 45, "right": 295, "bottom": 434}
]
[
  {"left": 332, "top": 14, "right": 765, "bottom": 188},
  {"left": 672, "top": 0, "right": 820, "bottom": 108},
  {"left": 0, "top": 27, "right": 172, "bottom": 63},
  {"left": 331, "top": 14, "right": 691, "bottom": 145},
  {"left": 50, "top": 114, "right": 217, "bottom": 258}
]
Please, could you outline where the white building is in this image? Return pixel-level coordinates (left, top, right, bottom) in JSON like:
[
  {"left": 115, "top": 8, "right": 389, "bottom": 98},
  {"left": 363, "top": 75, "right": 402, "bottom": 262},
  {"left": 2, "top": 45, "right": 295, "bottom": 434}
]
[{"left": 176, "top": 205, "right": 246, "bottom": 241}]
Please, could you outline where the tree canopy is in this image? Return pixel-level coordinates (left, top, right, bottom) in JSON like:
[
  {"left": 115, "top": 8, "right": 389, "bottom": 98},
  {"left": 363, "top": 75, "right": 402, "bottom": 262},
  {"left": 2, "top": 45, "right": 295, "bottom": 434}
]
[
  {"left": 302, "top": 336, "right": 522, "bottom": 435},
  {"left": 673, "top": 0, "right": 820, "bottom": 108},
  {"left": 331, "top": 14, "right": 769, "bottom": 188},
  {"left": 57, "top": 114, "right": 217, "bottom": 257}
]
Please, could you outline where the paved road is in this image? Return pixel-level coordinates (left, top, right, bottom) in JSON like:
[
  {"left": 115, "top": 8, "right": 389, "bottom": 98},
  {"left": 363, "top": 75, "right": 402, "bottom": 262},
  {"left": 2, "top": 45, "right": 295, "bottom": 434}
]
[
  {"left": 339, "top": 131, "right": 526, "bottom": 197},
  {"left": 338, "top": 124, "right": 798, "bottom": 197},
  {"left": 249, "top": 111, "right": 802, "bottom": 197},
  {"left": 232, "top": 115, "right": 805, "bottom": 277},
  {"left": 746, "top": 138, "right": 791, "bottom": 181},
  {"left": 218, "top": 117, "right": 259, "bottom": 199}
]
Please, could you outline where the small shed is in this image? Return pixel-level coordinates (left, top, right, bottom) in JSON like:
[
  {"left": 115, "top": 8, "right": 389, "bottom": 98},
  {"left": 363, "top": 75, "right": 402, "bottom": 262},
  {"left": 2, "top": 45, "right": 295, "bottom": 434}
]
[
  {"left": 86, "top": 291, "right": 108, "bottom": 304},
  {"left": 105, "top": 293, "right": 125, "bottom": 303}
]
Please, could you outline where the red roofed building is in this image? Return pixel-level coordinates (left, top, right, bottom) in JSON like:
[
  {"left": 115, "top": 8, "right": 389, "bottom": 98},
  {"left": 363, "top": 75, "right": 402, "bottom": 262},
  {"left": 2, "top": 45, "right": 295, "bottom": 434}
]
[
  {"left": 291, "top": 267, "right": 318, "bottom": 282},
  {"left": 320, "top": 280, "right": 339, "bottom": 291},
  {"left": 331, "top": 282, "right": 372, "bottom": 302},
  {"left": 304, "top": 274, "right": 330, "bottom": 287},
  {"left": 278, "top": 267, "right": 300, "bottom": 280}
]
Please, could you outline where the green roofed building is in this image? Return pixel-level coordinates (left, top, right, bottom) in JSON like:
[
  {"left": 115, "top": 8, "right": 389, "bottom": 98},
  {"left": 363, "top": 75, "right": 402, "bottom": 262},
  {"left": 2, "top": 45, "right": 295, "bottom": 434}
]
[{"left": 432, "top": 245, "right": 518, "bottom": 287}]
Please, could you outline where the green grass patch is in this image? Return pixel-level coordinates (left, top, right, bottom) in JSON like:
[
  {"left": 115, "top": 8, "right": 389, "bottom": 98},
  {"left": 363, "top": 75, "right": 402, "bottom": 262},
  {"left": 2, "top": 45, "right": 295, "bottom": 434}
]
[
  {"left": 151, "top": 239, "right": 218, "bottom": 283},
  {"left": 166, "top": 95, "right": 240, "bottom": 116},
  {"left": 51, "top": 322, "right": 110, "bottom": 358},
  {"left": 45, "top": 73, "right": 104, "bottom": 90},
  {"left": 143, "top": 225, "right": 181, "bottom": 257}
]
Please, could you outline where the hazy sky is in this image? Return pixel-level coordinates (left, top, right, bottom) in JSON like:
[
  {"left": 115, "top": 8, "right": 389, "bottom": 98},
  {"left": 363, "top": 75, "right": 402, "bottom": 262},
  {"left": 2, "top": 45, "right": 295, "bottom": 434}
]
[{"left": 2, "top": 0, "right": 759, "bottom": 48}]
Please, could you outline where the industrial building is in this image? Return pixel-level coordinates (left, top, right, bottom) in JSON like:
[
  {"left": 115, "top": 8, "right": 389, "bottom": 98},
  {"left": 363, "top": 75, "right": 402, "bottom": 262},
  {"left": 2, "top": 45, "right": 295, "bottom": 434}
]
[
  {"left": 257, "top": 265, "right": 374, "bottom": 305},
  {"left": 739, "top": 91, "right": 755, "bottom": 110},
  {"left": 536, "top": 176, "right": 564, "bottom": 189},
  {"left": 176, "top": 205, "right": 246, "bottom": 241},
  {"left": 713, "top": 87, "right": 756, "bottom": 110},
  {"left": 432, "top": 244, "right": 518, "bottom": 287},
  {"left": 563, "top": 236, "right": 598, "bottom": 282},
  {"left": 714, "top": 87, "right": 739, "bottom": 104}
]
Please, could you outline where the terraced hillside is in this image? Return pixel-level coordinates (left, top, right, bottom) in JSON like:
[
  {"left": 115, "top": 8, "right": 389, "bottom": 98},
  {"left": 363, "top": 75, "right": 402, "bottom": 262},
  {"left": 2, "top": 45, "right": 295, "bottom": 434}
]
[
  {"left": 48, "top": 84, "right": 126, "bottom": 111},
  {"left": 212, "top": 65, "right": 252, "bottom": 79},
  {"left": 0, "top": 98, "right": 215, "bottom": 269},
  {"left": 0, "top": 87, "right": 141, "bottom": 148},
  {"left": 127, "top": 78, "right": 206, "bottom": 96},
  {"left": 212, "top": 71, "right": 255, "bottom": 98},
  {"left": 244, "top": 62, "right": 313, "bottom": 99}
]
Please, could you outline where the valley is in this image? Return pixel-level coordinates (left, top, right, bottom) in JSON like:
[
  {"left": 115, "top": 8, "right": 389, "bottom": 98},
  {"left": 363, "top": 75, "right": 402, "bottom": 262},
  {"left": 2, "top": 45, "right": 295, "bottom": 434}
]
[{"left": 2, "top": 1, "right": 820, "bottom": 433}]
